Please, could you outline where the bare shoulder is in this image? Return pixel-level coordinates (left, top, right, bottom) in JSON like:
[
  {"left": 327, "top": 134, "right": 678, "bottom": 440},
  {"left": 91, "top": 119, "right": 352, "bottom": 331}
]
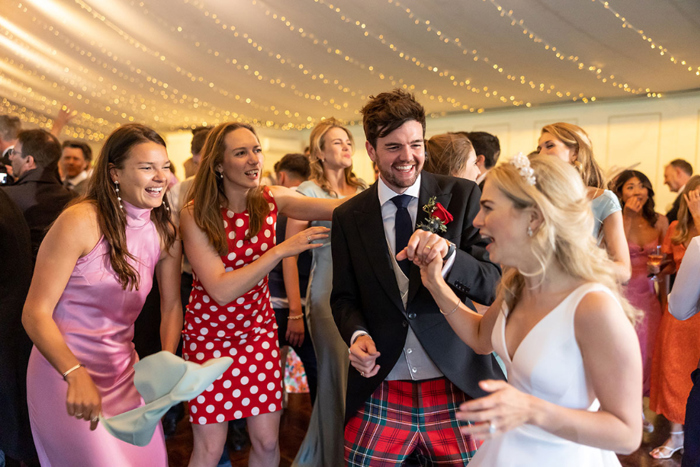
[
  {"left": 574, "top": 288, "right": 632, "bottom": 339},
  {"left": 46, "top": 201, "right": 102, "bottom": 256}
]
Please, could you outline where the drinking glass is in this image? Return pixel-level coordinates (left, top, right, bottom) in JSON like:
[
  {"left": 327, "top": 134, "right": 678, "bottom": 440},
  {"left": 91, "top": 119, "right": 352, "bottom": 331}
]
[{"left": 647, "top": 245, "right": 664, "bottom": 281}]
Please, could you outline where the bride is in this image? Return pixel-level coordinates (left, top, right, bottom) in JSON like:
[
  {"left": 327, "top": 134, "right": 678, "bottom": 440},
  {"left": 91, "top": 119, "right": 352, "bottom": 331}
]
[{"left": 398, "top": 154, "right": 642, "bottom": 466}]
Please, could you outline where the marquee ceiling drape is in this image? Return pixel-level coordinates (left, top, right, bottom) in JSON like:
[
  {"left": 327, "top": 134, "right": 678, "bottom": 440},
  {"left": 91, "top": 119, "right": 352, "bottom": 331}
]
[{"left": 1, "top": 0, "right": 699, "bottom": 141}]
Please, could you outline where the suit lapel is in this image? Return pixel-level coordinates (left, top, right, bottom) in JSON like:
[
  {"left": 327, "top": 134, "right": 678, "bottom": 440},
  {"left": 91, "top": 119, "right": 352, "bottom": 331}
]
[
  {"left": 407, "top": 173, "right": 452, "bottom": 304},
  {"left": 354, "top": 185, "right": 405, "bottom": 312}
]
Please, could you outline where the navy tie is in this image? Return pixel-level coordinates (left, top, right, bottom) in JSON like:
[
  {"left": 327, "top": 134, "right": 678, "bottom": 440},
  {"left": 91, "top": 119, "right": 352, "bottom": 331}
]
[{"left": 392, "top": 194, "right": 413, "bottom": 277}]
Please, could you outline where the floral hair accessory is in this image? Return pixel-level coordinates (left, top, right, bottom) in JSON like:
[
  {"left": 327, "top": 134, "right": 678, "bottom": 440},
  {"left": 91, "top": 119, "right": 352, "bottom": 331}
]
[
  {"left": 416, "top": 196, "right": 453, "bottom": 233},
  {"left": 510, "top": 152, "right": 536, "bottom": 186}
]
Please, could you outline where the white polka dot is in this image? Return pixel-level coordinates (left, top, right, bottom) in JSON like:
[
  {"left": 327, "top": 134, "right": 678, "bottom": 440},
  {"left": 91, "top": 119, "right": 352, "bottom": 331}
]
[
  {"left": 213, "top": 350, "right": 221, "bottom": 358},
  {"left": 215, "top": 393, "right": 224, "bottom": 402},
  {"left": 234, "top": 410, "right": 243, "bottom": 419},
  {"left": 245, "top": 345, "right": 254, "bottom": 353},
  {"left": 244, "top": 229, "right": 249, "bottom": 236},
  {"left": 245, "top": 248, "right": 253, "bottom": 256},
  {"left": 258, "top": 373, "right": 267, "bottom": 381},
  {"left": 241, "top": 376, "right": 249, "bottom": 385},
  {"left": 272, "top": 350, "right": 278, "bottom": 358},
  {"left": 257, "top": 353, "right": 264, "bottom": 362},
  {"left": 223, "top": 220, "right": 228, "bottom": 228},
  {"left": 224, "top": 401, "right": 233, "bottom": 410},
  {"left": 259, "top": 394, "right": 268, "bottom": 403},
  {"left": 198, "top": 416, "right": 207, "bottom": 424},
  {"left": 227, "top": 323, "right": 235, "bottom": 329},
  {"left": 251, "top": 235, "right": 258, "bottom": 244},
  {"left": 210, "top": 305, "right": 218, "bottom": 311},
  {"left": 189, "top": 416, "right": 193, "bottom": 422},
  {"left": 219, "top": 314, "right": 227, "bottom": 322},
  {"left": 225, "top": 267, "right": 233, "bottom": 272},
  {"left": 197, "top": 336, "right": 205, "bottom": 341},
  {"left": 264, "top": 229, "right": 271, "bottom": 238},
  {"left": 242, "top": 398, "right": 250, "bottom": 406},
  {"left": 244, "top": 320, "right": 251, "bottom": 327},
  {"left": 275, "top": 391, "right": 282, "bottom": 399},
  {"left": 217, "top": 331, "right": 225, "bottom": 337},
  {"left": 265, "top": 361, "right": 273, "bottom": 370},
  {"left": 268, "top": 202, "right": 275, "bottom": 211},
  {"left": 228, "top": 231, "right": 235, "bottom": 239},
  {"left": 229, "top": 348, "right": 238, "bottom": 357},
  {"left": 251, "top": 407, "right": 260, "bottom": 416},
  {"left": 236, "top": 297, "right": 245, "bottom": 305},
  {"left": 206, "top": 383, "right": 214, "bottom": 392},
  {"left": 267, "top": 382, "right": 275, "bottom": 391},
  {"left": 253, "top": 255, "right": 260, "bottom": 260},
  {"left": 197, "top": 395, "right": 205, "bottom": 403},
  {"left": 223, "top": 341, "right": 232, "bottom": 348},
  {"left": 261, "top": 244, "right": 268, "bottom": 251},
  {"left": 206, "top": 405, "right": 215, "bottom": 413},
  {"left": 232, "top": 368, "right": 241, "bottom": 377},
  {"left": 202, "top": 313, "right": 210, "bottom": 320},
  {"left": 236, "top": 218, "right": 245, "bottom": 227},
  {"left": 249, "top": 364, "right": 257, "bottom": 373},
  {"left": 256, "top": 315, "right": 263, "bottom": 323},
  {"left": 202, "top": 295, "right": 210, "bottom": 303},
  {"left": 236, "top": 240, "right": 244, "bottom": 248},
  {"left": 262, "top": 342, "right": 271, "bottom": 350},
  {"left": 233, "top": 389, "right": 241, "bottom": 398},
  {"left": 200, "top": 328, "right": 209, "bottom": 335},
  {"left": 226, "top": 211, "right": 234, "bottom": 218},
  {"left": 194, "top": 303, "right": 202, "bottom": 310},
  {"left": 196, "top": 352, "right": 204, "bottom": 360},
  {"left": 205, "top": 342, "right": 214, "bottom": 350},
  {"left": 223, "top": 380, "right": 232, "bottom": 389},
  {"left": 239, "top": 356, "right": 247, "bottom": 364},
  {"left": 216, "top": 414, "right": 225, "bottom": 423},
  {"left": 274, "top": 370, "right": 280, "bottom": 378},
  {"left": 266, "top": 217, "right": 273, "bottom": 225},
  {"left": 190, "top": 343, "right": 197, "bottom": 351},
  {"left": 191, "top": 405, "right": 198, "bottom": 413},
  {"left": 187, "top": 324, "right": 193, "bottom": 331},
  {"left": 250, "top": 385, "right": 259, "bottom": 394}
]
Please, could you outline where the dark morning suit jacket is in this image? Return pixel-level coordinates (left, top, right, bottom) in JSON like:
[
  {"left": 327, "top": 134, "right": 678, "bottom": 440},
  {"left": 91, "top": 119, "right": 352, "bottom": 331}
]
[
  {"left": 331, "top": 171, "right": 505, "bottom": 423},
  {"left": 667, "top": 194, "right": 682, "bottom": 224}
]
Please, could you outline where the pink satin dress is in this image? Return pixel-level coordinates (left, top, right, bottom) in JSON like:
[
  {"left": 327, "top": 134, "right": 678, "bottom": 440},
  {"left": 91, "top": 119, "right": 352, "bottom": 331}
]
[{"left": 26, "top": 202, "right": 167, "bottom": 467}]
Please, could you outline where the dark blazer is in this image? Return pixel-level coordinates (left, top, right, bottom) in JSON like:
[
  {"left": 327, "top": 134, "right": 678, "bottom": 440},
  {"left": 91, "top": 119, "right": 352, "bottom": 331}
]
[
  {"left": 667, "top": 194, "right": 681, "bottom": 224},
  {"left": 1, "top": 166, "right": 76, "bottom": 260},
  {"left": 331, "top": 172, "right": 505, "bottom": 423}
]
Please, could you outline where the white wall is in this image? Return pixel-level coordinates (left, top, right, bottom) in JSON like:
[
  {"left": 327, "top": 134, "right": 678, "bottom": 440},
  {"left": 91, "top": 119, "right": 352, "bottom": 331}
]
[{"left": 166, "top": 90, "right": 700, "bottom": 212}]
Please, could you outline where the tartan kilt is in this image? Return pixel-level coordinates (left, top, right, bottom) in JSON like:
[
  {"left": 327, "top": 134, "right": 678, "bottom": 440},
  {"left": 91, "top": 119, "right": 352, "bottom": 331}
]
[{"left": 344, "top": 377, "right": 480, "bottom": 466}]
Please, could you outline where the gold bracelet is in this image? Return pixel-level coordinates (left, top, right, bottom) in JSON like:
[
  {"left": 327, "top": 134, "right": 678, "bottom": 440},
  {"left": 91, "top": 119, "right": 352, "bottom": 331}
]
[
  {"left": 287, "top": 314, "right": 304, "bottom": 320},
  {"left": 62, "top": 363, "right": 84, "bottom": 381},
  {"left": 439, "top": 297, "right": 461, "bottom": 317}
]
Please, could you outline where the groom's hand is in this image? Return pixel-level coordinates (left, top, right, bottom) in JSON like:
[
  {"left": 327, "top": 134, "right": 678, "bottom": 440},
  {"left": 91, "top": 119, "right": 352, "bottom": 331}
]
[
  {"left": 349, "top": 335, "right": 381, "bottom": 378},
  {"left": 397, "top": 230, "right": 448, "bottom": 266}
]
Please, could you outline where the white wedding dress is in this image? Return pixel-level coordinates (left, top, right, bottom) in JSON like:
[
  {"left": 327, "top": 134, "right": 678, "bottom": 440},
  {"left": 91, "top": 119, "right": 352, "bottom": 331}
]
[{"left": 469, "top": 283, "right": 622, "bottom": 466}]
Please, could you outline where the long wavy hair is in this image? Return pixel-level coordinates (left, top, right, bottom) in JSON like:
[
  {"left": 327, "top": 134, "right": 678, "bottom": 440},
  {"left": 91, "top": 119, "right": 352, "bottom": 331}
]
[
  {"left": 613, "top": 170, "right": 658, "bottom": 227},
  {"left": 187, "top": 122, "right": 270, "bottom": 255},
  {"left": 84, "top": 124, "right": 176, "bottom": 291},
  {"left": 671, "top": 175, "right": 700, "bottom": 246},
  {"left": 489, "top": 155, "right": 640, "bottom": 324},
  {"left": 541, "top": 122, "right": 605, "bottom": 189},
  {"left": 308, "top": 118, "right": 365, "bottom": 197}
]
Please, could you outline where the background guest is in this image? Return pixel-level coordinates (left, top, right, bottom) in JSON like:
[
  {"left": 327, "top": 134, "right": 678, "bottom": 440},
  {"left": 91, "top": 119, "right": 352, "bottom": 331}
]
[
  {"left": 425, "top": 132, "right": 480, "bottom": 182},
  {"left": 465, "top": 130, "right": 501, "bottom": 190},
  {"left": 60, "top": 140, "right": 92, "bottom": 194},
  {"left": 649, "top": 176, "right": 700, "bottom": 459},
  {"left": 664, "top": 159, "right": 693, "bottom": 224},
  {"left": 614, "top": 170, "right": 668, "bottom": 429},
  {"left": 283, "top": 118, "right": 365, "bottom": 466},
  {"left": 538, "top": 122, "right": 631, "bottom": 283},
  {"left": 0, "top": 115, "right": 21, "bottom": 184}
]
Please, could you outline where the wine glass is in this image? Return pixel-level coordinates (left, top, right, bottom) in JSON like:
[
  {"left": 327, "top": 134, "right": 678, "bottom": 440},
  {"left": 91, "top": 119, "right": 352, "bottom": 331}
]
[{"left": 647, "top": 245, "right": 664, "bottom": 281}]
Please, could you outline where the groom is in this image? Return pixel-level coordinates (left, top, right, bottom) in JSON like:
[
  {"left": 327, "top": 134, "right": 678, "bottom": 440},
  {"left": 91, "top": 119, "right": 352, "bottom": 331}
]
[{"left": 331, "top": 89, "right": 505, "bottom": 465}]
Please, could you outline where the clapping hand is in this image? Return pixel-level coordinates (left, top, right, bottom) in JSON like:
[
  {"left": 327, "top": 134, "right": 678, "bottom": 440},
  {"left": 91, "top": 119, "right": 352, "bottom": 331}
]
[{"left": 456, "top": 380, "right": 535, "bottom": 439}]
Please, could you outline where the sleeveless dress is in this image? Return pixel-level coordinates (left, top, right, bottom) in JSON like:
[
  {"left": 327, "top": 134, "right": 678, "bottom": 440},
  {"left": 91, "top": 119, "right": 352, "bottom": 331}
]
[
  {"left": 650, "top": 222, "right": 700, "bottom": 424},
  {"left": 623, "top": 239, "right": 662, "bottom": 396},
  {"left": 293, "top": 181, "right": 363, "bottom": 467},
  {"left": 26, "top": 201, "right": 167, "bottom": 467},
  {"left": 470, "top": 283, "right": 622, "bottom": 466},
  {"left": 183, "top": 187, "right": 283, "bottom": 424},
  {"left": 591, "top": 190, "right": 621, "bottom": 241}
]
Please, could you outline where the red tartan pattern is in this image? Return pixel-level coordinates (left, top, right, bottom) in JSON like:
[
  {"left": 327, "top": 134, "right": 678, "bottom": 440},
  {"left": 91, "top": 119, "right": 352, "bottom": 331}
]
[{"left": 344, "top": 378, "right": 480, "bottom": 466}]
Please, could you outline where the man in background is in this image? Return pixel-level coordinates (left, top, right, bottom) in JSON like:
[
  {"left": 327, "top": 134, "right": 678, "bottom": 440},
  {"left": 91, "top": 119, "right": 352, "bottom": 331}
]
[
  {"left": 0, "top": 115, "right": 21, "bottom": 185},
  {"left": 60, "top": 140, "right": 92, "bottom": 194},
  {"left": 464, "top": 131, "right": 500, "bottom": 191},
  {"left": 664, "top": 158, "right": 693, "bottom": 223}
]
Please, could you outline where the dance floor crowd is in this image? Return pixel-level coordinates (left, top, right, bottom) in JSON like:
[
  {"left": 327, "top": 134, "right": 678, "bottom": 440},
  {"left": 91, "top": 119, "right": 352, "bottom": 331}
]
[{"left": 2, "top": 89, "right": 700, "bottom": 467}]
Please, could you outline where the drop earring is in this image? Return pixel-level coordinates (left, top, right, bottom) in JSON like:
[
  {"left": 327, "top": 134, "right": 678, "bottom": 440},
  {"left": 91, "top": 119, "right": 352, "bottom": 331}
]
[
  {"left": 527, "top": 226, "right": 533, "bottom": 237},
  {"left": 114, "top": 181, "right": 124, "bottom": 211}
]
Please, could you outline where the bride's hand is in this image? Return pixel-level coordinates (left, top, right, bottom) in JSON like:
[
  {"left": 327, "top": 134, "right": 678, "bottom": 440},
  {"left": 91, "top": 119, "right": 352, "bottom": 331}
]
[{"left": 455, "top": 380, "right": 536, "bottom": 439}]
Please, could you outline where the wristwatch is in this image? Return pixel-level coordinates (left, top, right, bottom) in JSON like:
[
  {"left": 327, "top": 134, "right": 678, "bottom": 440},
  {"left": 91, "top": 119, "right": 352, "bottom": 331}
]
[{"left": 442, "top": 240, "right": 456, "bottom": 261}]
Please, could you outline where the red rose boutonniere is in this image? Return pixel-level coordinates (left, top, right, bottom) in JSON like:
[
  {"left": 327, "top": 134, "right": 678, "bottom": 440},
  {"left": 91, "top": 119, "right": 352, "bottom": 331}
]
[{"left": 416, "top": 197, "right": 453, "bottom": 233}]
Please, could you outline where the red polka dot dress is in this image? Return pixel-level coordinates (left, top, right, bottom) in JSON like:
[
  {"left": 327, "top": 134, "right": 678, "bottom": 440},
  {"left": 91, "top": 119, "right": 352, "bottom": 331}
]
[{"left": 183, "top": 187, "right": 283, "bottom": 424}]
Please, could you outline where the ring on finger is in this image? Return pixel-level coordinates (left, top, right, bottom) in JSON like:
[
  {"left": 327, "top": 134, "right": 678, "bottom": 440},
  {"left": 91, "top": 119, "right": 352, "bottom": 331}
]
[
  {"left": 91, "top": 416, "right": 99, "bottom": 422},
  {"left": 76, "top": 413, "right": 83, "bottom": 418},
  {"left": 360, "top": 371, "right": 365, "bottom": 377},
  {"left": 306, "top": 236, "right": 312, "bottom": 243},
  {"left": 488, "top": 421, "right": 497, "bottom": 434},
  {"left": 425, "top": 245, "right": 432, "bottom": 250}
]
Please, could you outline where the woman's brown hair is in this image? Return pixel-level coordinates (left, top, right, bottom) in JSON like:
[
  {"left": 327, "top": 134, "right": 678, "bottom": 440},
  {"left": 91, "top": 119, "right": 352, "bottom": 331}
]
[
  {"left": 187, "top": 122, "right": 270, "bottom": 255},
  {"left": 540, "top": 122, "right": 605, "bottom": 189},
  {"left": 671, "top": 175, "right": 700, "bottom": 246},
  {"left": 308, "top": 118, "right": 365, "bottom": 197},
  {"left": 425, "top": 133, "right": 474, "bottom": 177},
  {"left": 84, "top": 123, "right": 176, "bottom": 291}
]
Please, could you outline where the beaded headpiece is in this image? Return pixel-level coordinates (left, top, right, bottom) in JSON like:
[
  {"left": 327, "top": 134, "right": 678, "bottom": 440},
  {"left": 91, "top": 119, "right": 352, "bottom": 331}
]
[{"left": 510, "top": 153, "right": 536, "bottom": 186}]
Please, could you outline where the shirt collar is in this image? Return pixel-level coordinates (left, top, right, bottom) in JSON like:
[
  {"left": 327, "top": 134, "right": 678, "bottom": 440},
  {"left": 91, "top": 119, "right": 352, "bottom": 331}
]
[
  {"left": 377, "top": 173, "right": 422, "bottom": 206},
  {"left": 65, "top": 170, "right": 88, "bottom": 185}
]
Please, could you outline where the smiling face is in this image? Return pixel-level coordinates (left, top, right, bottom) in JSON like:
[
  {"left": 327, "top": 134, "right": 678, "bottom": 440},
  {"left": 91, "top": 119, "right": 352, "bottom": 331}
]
[
  {"left": 218, "top": 128, "right": 263, "bottom": 195},
  {"left": 320, "top": 127, "right": 353, "bottom": 171},
  {"left": 474, "top": 179, "right": 532, "bottom": 267},
  {"left": 537, "top": 132, "right": 576, "bottom": 163},
  {"left": 60, "top": 146, "right": 88, "bottom": 178},
  {"left": 620, "top": 176, "right": 649, "bottom": 206},
  {"left": 367, "top": 120, "right": 425, "bottom": 193},
  {"left": 109, "top": 142, "right": 170, "bottom": 210}
]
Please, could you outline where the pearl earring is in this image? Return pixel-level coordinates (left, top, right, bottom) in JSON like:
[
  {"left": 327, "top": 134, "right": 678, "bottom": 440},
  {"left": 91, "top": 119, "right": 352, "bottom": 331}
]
[
  {"left": 114, "top": 181, "right": 124, "bottom": 211},
  {"left": 527, "top": 226, "right": 533, "bottom": 237}
]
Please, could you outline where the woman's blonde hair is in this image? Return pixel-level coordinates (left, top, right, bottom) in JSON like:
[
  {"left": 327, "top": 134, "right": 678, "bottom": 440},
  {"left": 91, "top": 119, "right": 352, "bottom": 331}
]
[
  {"left": 308, "top": 118, "right": 365, "bottom": 197},
  {"left": 541, "top": 122, "right": 605, "bottom": 189},
  {"left": 425, "top": 132, "right": 474, "bottom": 177},
  {"left": 488, "top": 155, "right": 640, "bottom": 324},
  {"left": 186, "top": 122, "right": 270, "bottom": 255},
  {"left": 671, "top": 175, "right": 700, "bottom": 246}
]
